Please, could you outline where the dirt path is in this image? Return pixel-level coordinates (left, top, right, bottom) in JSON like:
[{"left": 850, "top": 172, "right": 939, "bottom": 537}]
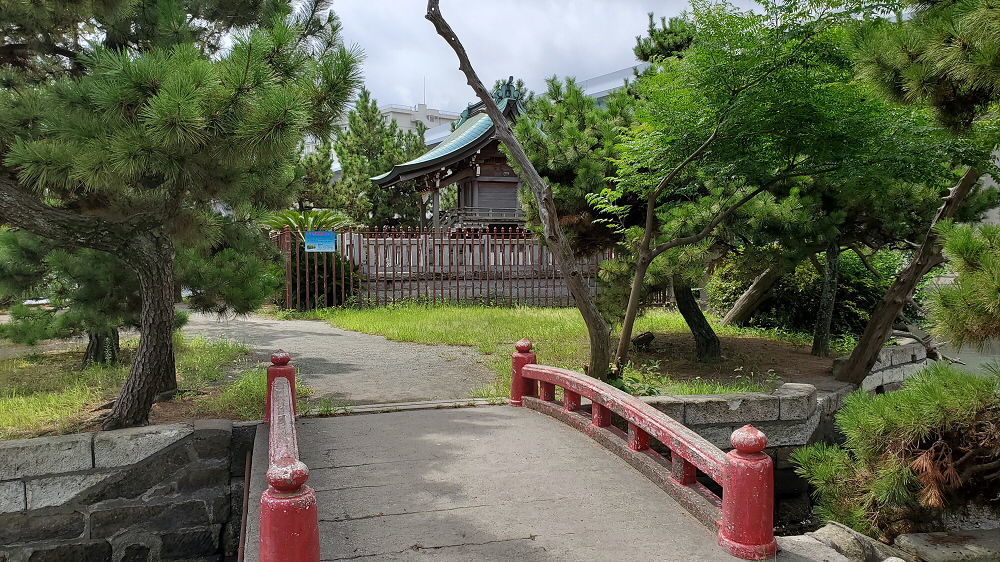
[{"left": 182, "top": 312, "right": 495, "bottom": 405}]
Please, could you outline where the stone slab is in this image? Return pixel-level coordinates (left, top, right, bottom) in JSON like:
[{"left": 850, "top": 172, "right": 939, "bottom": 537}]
[
  {"left": 754, "top": 412, "right": 822, "bottom": 448},
  {"left": 895, "top": 530, "right": 1000, "bottom": 562},
  {"left": 93, "top": 424, "right": 192, "bottom": 468},
  {"left": 0, "top": 433, "right": 93, "bottom": 479},
  {"left": 24, "top": 472, "right": 111, "bottom": 510},
  {"left": 774, "top": 383, "right": 818, "bottom": 420},
  {"left": 683, "top": 392, "right": 780, "bottom": 425},
  {"left": 640, "top": 395, "right": 685, "bottom": 421},
  {"left": 0, "top": 480, "right": 25, "bottom": 513},
  {"left": 861, "top": 370, "right": 884, "bottom": 392}
]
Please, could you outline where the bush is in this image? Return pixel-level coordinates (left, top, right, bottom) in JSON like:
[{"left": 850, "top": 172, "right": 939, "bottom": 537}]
[
  {"left": 792, "top": 363, "right": 1000, "bottom": 540},
  {"left": 706, "top": 250, "right": 904, "bottom": 335}
]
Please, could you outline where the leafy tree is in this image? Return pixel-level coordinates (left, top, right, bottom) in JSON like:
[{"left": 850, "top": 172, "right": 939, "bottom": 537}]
[
  {"left": 333, "top": 88, "right": 427, "bottom": 226},
  {"left": 603, "top": 1, "right": 966, "bottom": 365},
  {"left": 834, "top": 0, "right": 1000, "bottom": 383},
  {"left": 0, "top": 0, "right": 362, "bottom": 428}
]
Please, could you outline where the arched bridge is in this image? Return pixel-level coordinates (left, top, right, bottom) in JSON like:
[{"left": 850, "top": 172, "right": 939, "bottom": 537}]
[{"left": 244, "top": 344, "right": 843, "bottom": 561}]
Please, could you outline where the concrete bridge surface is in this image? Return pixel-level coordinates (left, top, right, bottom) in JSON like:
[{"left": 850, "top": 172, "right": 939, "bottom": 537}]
[{"left": 247, "top": 406, "right": 845, "bottom": 561}]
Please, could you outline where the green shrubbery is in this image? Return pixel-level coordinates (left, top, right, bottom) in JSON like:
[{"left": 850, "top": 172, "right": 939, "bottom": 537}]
[
  {"left": 706, "top": 251, "right": 904, "bottom": 336},
  {"left": 792, "top": 363, "right": 1000, "bottom": 540}
]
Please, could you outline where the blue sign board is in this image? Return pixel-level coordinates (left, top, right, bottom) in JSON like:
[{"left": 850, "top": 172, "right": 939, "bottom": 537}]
[{"left": 304, "top": 231, "right": 337, "bottom": 252}]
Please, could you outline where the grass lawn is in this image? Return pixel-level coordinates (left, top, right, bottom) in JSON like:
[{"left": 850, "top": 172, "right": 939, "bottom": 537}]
[
  {"left": 0, "top": 334, "right": 272, "bottom": 439},
  {"left": 282, "top": 304, "right": 845, "bottom": 398}
]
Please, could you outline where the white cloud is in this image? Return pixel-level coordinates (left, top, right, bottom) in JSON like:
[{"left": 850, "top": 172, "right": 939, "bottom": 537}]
[{"left": 333, "top": 0, "right": 693, "bottom": 111}]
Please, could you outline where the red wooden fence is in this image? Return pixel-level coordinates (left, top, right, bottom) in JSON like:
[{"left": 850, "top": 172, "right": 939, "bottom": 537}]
[
  {"left": 511, "top": 339, "right": 778, "bottom": 560},
  {"left": 275, "top": 227, "right": 668, "bottom": 310}
]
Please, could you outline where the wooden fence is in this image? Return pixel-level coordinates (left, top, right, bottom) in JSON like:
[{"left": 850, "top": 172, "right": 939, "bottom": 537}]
[{"left": 275, "top": 227, "right": 620, "bottom": 310}]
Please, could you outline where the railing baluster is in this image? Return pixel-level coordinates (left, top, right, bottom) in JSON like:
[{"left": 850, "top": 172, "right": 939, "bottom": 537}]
[
  {"left": 539, "top": 381, "right": 555, "bottom": 402},
  {"left": 591, "top": 403, "right": 611, "bottom": 427},
  {"left": 563, "top": 390, "right": 581, "bottom": 412},
  {"left": 671, "top": 452, "right": 697, "bottom": 485},
  {"left": 627, "top": 423, "right": 650, "bottom": 451}
]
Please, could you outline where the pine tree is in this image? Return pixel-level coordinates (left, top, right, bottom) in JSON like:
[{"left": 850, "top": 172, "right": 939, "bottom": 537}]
[
  {"left": 634, "top": 13, "right": 694, "bottom": 61},
  {"left": 0, "top": 0, "right": 362, "bottom": 428},
  {"left": 293, "top": 141, "right": 337, "bottom": 210},
  {"left": 835, "top": 0, "right": 1000, "bottom": 383},
  {"left": 333, "top": 88, "right": 427, "bottom": 226}
]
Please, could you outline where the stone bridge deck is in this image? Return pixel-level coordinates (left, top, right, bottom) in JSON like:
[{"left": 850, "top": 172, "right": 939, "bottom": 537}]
[{"left": 247, "top": 406, "right": 844, "bottom": 561}]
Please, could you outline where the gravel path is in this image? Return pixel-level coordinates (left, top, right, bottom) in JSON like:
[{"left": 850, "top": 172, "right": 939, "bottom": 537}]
[{"left": 182, "top": 312, "right": 495, "bottom": 405}]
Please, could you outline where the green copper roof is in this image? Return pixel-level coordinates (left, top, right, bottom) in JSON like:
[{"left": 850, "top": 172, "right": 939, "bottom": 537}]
[
  {"left": 370, "top": 112, "right": 493, "bottom": 183},
  {"left": 371, "top": 79, "right": 526, "bottom": 186}
]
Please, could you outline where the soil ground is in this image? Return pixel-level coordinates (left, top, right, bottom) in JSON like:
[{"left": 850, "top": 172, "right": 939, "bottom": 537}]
[{"left": 634, "top": 331, "right": 844, "bottom": 392}]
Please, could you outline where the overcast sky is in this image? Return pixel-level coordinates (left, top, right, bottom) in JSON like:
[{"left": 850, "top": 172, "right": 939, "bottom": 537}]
[{"left": 333, "top": 0, "right": 699, "bottom": 113}]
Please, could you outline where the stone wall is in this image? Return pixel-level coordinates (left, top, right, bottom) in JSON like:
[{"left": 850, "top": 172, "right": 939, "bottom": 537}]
[
  {"left": 859, "top": 342, "right": 928, "bottom": 393},
  {"left": 0, "top": 420, "right": 257, "bottom": 562}
]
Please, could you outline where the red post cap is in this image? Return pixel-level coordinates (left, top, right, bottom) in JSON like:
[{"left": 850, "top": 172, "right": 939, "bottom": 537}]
[
  {"left": 271, "top": 350, "right": 291, "bottom": 366},
  {"left": 515, "top": 339, "right": 533, "bottom": 353},
  {"left": 731, "top": 424, "right": 767, "bottom": 454},
  {"left": 267, "top": 457, "right": 310, "bottom": 492}
]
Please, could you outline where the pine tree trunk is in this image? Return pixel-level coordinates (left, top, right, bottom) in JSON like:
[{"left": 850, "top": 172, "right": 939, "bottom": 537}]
[
  {"left": 82, "top": 328, "right": 120, "bottom": 368},
  {"left": 811, "top": 240, "right": 839, "bottom": 357},
  {"left": 673, "top": 275, "right": 721, "bottom": 362},
  {"left": 835, "top": 167, "right": 981, "bottom": 383},
  {"left": 102, "top": 231, "right": 177, "bottom": 429},
  {"left": 722, "top": 265, "right": 785, "bottom": 326}
]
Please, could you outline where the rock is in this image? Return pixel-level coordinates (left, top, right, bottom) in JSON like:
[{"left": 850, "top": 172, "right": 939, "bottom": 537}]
[
  {"left": 776, "top": 535, "right": 852, "bottom": 561},
  {"left": 26, "top": 540, "right": 110, "bottom": 562},
  {"left": 808, "top": 522, "right": 916, "bottom": 562},
  {"left": 0, "top": 510, "right": 85, "bottom": 544},
  {"left": 895, "top": 530, "right": 1000, "bottom": 562}
]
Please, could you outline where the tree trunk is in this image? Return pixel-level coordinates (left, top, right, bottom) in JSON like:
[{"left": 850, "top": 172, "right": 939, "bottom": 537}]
[
  {"left": 811, "top": 239, "right": 839, "bottom": 357},
  {"left": 426, "top": 2, "right": 613, "bottom": 379},
  {"left": 673, "top": 275, "right": 721, "bottom": 362},
  {"left": 615, "top": 253, "right": 652, "bottom": 368},
  {"left": 102, "top": 231, "right": 177, "bottom": 429},
  {"left": 82, "top": 328, "right": 120, "bottom": 368},
  {"left": 722, "top": 265, "right": 785, "bottom": 326},
  {"left": 835, "top": 167, "right": 981, "bottom": 384}
]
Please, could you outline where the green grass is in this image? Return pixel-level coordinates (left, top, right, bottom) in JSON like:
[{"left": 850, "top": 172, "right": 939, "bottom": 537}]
[
  {"left": 289, "top": 303, "right": 829, "bottom": 398},
  {"left": 0, "top": 334, "right": 253, "bottom": 439},
  {"left": 194, "top": 367, "right": 312, "bottom": 420}
]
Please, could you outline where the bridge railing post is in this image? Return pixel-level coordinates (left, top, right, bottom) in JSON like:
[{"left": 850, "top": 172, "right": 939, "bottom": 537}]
[
  {"left": 718, "top": 425, "right": 777, "bottom": 560},
  {"left": 266, "top": 351, "right": 296, "bottom": 423},
  {"left": 260, "top": 354, "right": 319, "bottom": 562},
  {"left": 510, "top": 338, "right": 536, "bottom": 406}
]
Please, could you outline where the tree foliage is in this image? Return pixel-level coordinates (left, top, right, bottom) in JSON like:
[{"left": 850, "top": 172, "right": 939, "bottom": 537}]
[
  {"left": 513, "top": 77, "right": 631, "bottom": 254},
  {"left": 793, "top": 363, "right": 1000, "bottom": 540},
  {"left": 333, "top": 88, "right": 427, "bottom": 226},
  {"left": 0, "top": 0, "right": 362, "bottom": 427}
]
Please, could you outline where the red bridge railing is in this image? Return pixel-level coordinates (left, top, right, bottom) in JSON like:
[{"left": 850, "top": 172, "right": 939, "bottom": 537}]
[
  {"left": 260, "top": 352, "right": 319, "bottom": 562},
  {"left": 511, "top": 339, "right": 777, "bottom": 560}
]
